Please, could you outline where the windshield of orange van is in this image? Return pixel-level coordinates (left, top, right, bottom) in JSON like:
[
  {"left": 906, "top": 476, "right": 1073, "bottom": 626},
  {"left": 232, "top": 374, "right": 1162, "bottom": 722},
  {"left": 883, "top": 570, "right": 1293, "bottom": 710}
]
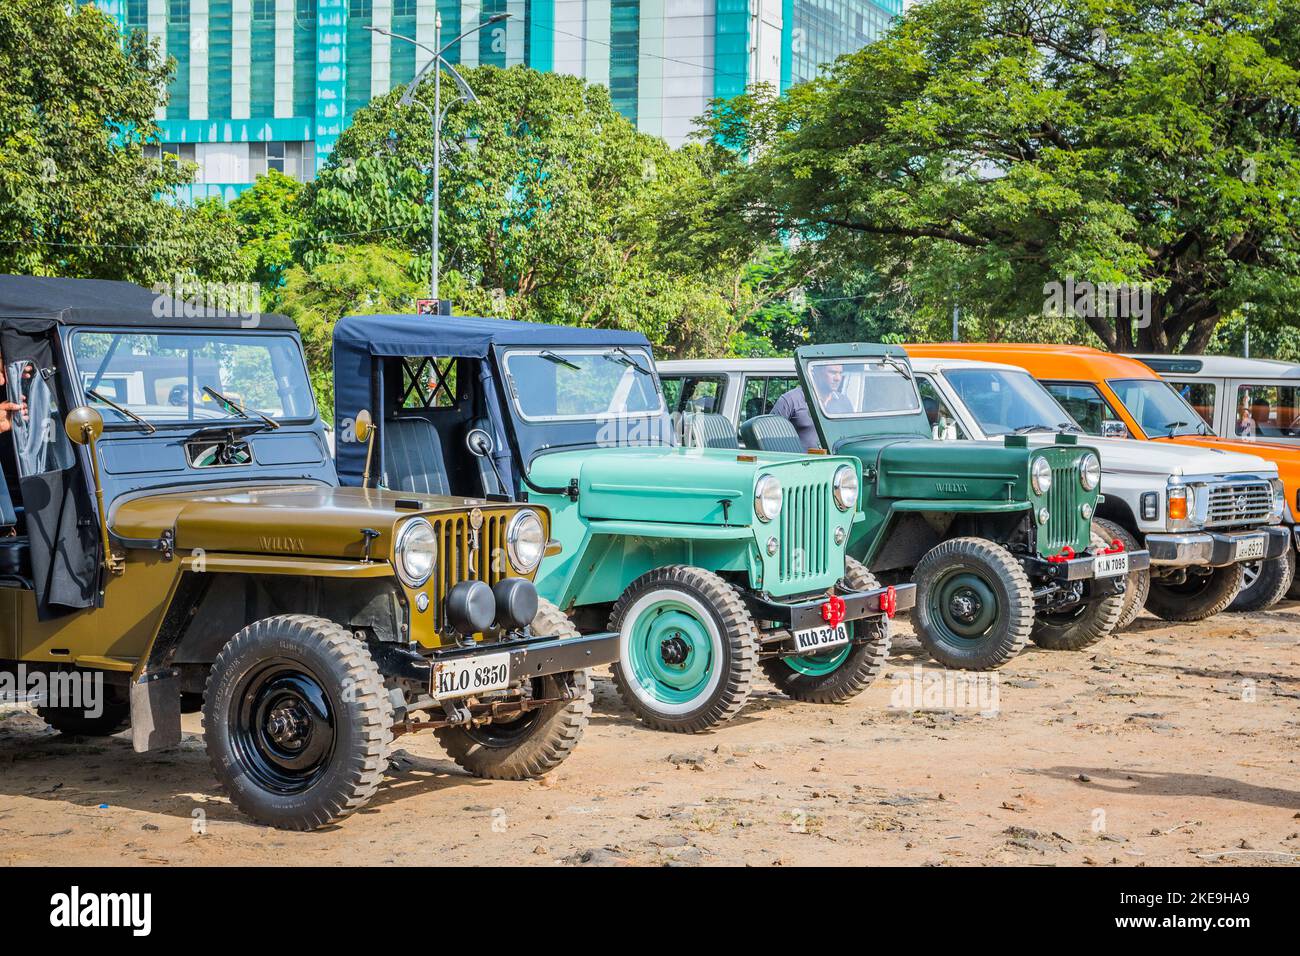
[{"left": 1109, "top": 378, "right": 1213, "bottom": 438}]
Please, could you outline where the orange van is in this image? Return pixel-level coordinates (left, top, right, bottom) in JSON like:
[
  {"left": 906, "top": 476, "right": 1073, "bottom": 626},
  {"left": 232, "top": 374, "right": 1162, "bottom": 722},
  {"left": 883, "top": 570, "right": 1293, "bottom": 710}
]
[{"left": 908, "top": 344, "right": 1300, "bottom": 611}]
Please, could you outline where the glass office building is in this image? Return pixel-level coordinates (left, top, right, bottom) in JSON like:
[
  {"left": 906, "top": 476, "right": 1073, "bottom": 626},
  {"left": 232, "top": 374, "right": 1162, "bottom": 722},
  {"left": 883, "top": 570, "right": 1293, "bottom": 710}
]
[{"left": 87, "top": 0, "right": 900, "bottom": 198}]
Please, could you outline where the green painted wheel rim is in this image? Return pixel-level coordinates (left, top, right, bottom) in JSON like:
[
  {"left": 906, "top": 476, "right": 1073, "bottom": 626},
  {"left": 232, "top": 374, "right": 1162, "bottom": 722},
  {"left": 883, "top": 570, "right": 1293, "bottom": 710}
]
[
  {"left": 626, "top": 599, "right": 716, "bottom": 705},
  {"left": 929, "top": 567, "right": 999, "bottom": 642},
  {"left": 782, "top": 629, "right": 852, "bottom": 676}
]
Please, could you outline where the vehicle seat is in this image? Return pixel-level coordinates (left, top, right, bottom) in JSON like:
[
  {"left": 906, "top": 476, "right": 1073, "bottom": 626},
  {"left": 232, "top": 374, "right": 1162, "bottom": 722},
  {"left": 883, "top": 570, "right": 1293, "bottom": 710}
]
[
  {"left": 385, "top": 417, "right": 450, "bottom": 496},
  {"left": 0, "top": 535, "right": 30, "bottom": 579},
  {"left": 466, "top": 417, "right": 501, "bottom": 496},
  {"left": 740, "top": 415, "right": 806, "bottom": 453},
  {"left": 680, "top": 413, "right": 740, "bottom": 449}
]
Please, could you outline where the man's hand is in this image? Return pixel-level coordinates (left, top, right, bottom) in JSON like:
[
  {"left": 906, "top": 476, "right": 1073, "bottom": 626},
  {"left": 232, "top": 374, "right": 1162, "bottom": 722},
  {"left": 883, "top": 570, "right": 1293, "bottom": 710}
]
[{"left": 0, "top": 400, "right": 25, "bottom": 435}]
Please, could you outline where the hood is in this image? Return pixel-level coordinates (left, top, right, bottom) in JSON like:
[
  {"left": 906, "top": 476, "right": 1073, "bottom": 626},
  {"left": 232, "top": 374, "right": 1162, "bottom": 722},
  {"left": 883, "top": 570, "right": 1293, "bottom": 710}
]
[
  {"left": 110, "top": 484, "right": 507, "bottom": 560},
  {"left": 1023, "top": 435, "right": 1277, "bottom": 480},
  {"left": 529, "top": 446, "right": 855, "bottom": 525},
  {"left": 837, "top": 436, "right": 1039, "bottom": 501}
]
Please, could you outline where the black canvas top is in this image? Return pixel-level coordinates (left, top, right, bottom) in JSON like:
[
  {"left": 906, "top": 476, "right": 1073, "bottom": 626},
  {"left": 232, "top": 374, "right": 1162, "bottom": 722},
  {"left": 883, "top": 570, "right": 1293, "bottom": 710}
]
[{"left": 0, "top": 275, "right": 297, "bottom": 331}]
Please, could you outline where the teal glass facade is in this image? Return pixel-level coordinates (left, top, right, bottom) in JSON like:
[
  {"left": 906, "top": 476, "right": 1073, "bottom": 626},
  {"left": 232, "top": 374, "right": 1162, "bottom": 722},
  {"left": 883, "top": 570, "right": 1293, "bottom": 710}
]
[{"left": 88, "top": 0, "right": 896, "bottom": 196}]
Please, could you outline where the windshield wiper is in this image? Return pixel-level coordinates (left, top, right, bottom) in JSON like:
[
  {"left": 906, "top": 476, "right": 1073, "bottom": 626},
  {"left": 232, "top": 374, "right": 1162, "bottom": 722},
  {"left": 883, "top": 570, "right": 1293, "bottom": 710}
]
[
  {"left": 202, "top": 386, "right": 280, "bottom": 430},
  {"left": 86, "top": 388, "right": 155, "bottom": 433},
  {"left": 605, "top": 347, "right": 651, "bottom": 376},
  {"left": 1160, "top": 420, "right": 1187, "bottom": 437},
  {"left": 1058, "top": 421, "right": 1084, "bottom": 433},
  {"left": 880, "top": 355, "right": 913, "bottom": 380},
  {"left": 1013, "top": 423, "right": 1054, "bottom": 434},
  {"left": 540, "top": 350, "right": 582, "bottom": 371}
]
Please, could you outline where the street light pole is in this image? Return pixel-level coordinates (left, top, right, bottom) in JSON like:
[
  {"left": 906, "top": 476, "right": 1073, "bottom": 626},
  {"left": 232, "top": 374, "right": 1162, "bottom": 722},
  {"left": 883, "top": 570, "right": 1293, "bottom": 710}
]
[{"left": 366, "top": 13, "right": 510, "bottom": 312}]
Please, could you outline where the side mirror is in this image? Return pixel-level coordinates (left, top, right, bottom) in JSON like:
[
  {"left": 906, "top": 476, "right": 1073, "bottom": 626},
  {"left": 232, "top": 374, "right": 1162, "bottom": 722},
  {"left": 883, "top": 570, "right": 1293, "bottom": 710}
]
[
  {"left": 65, "top": 405, "right": 104, "bottom": 445},
  {"left": 355, "top": 409, "right": 377, "bottom": 488},
  {"left": 1101, "top": 420, "right": 1129, "bottom": 439},
  {"left": 64, "top": 407, "right": 120, "bottom": 575},
  {"left": 353, "top": 409, "right": 374, "bottom": 444},
  {"left": 466, "top": 427, "right": 493, "bottom": 457}
]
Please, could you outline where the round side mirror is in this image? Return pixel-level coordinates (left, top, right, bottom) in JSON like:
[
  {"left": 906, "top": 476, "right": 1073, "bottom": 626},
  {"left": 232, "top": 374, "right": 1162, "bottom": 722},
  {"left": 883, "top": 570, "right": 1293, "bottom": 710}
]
[
  {"left": 466, "top": 427, "right": 493, "bottom": 457},
  {"left": 65, "top": 406, "right": 104, "bottom": 445},
  {"left": 354, "top": 409, "right": 374, "bottom": 444}
]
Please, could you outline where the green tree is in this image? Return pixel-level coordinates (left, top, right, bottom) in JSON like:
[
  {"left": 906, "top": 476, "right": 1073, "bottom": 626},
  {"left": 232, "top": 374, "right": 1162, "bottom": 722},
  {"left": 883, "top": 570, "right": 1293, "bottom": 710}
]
[
  {"left": 690, "top": 0, "right": 1300, "bottom": 354},
  {"left": 273, "top": 244, "right": 427, "bottom": 417},
  {"left": 0, "top": 0, "right": 244, "bottom": 283},
  {"left": 298, "top": 65, "right": 751, "bottom": 356},
  {"left": 230, "top": 169, "right": 304, "bottom": 287}
]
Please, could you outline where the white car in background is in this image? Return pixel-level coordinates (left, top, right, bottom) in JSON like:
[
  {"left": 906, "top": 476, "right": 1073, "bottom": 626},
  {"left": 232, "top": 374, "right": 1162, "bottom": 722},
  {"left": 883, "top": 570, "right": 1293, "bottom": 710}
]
[{"left": 659, "top": 356, "right": 1289, "bottom": 623}]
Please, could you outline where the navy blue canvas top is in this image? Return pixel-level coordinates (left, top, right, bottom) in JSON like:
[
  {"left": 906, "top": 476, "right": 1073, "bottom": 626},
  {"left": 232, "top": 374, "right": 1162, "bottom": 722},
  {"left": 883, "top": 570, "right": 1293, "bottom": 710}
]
[
  {"left": 0, "top": 275, "right": 296, "bottom": 331},
  {"left": 333, "top": 314, "right": 662, "bottom": 493},
  {"left": 333, "top": 312, "right": 651, "bottom": 361}
]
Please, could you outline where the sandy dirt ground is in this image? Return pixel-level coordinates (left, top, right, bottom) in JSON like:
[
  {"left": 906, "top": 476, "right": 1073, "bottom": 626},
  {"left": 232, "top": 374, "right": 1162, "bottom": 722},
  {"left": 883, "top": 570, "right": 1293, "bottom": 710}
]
[{"left": 1, "top": 603, "right": 1297, "bottom": 867}]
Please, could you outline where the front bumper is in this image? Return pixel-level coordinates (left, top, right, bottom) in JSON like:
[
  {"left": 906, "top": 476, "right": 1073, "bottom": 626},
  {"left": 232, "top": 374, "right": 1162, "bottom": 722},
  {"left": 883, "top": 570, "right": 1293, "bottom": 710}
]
[
  {"left": 741, "top": 581, "right": 918, "bottom": 631},
  {"left": 371, "top": 630, "right": 621, "bottom": 685},
  {"left": 1021, "top": 549, "right": 1152, "bottom": 583},
  {"left": 1145, "top": 527, "right": 1289, "bottom": 567}
]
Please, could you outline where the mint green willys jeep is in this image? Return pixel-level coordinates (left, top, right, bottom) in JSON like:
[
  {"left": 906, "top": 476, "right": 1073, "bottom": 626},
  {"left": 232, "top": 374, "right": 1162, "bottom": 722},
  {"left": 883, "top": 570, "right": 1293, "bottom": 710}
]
[{"left": 332, "top": 316, "right": 912, "bottom": 733}]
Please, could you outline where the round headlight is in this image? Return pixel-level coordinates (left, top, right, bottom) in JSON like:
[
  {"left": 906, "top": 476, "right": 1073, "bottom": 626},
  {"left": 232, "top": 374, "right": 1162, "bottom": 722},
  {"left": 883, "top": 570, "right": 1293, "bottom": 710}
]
[
  {"left": 506, "top": 509, "right": 546, "bottom": 573},
  {"left": 833, "top": 465, "right": 859, "bottom": 511},
  {"left": 1079, "top": 453, "right": 1101, "bottom": 491},
  {"left": 1031, "top": 457, "right": 1053, "bottom": 495},
  {"left": 754, "top": 474, "right": 783, "bottom": 523},
  {"left": 395, "top": 518, "right": 436, "bottom": 587}
]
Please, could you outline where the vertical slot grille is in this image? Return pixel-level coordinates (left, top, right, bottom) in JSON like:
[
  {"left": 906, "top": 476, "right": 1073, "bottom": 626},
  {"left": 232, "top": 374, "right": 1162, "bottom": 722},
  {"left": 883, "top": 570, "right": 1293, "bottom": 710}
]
[
  {"left": 426, "top": 509, "right": 513, "bottom": 637},
  {"left": 777, "top": 478, "right": 831, "bottom": 585}
]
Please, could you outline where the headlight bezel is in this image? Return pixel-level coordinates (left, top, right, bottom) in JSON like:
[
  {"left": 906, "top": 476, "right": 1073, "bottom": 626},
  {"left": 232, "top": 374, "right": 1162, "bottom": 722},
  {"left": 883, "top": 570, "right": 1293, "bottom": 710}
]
[
  {"left": 1079, "top": 452, "right": 1101, "bottom": 491},
  {"left": 1030, "top": 456, "right": 1053, "bottom": 495},
  {"left": 754, "top": 474, "right": 783, "bottom": 523},
  {"left": 832, "top": 465, "right": 859, "bottom": 512},
  {"left": 394, "top": 517, "right": 437, "bottom": 588},
  {"left": 506, "top": 509, "right": 547, "bottom": 574}
]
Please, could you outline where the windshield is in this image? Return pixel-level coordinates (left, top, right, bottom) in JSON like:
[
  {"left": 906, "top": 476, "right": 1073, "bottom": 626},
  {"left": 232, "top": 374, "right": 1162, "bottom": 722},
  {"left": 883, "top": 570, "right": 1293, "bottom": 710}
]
[
  {"left": 1108, "top": 378, "right": 1211, "bottom": 438},
  {"left": 70, "top": 331, "right": 316, "bottom": 426},
  {"left": 503, "top": 348, "right": 664, "bottom": 422},
  {"left": 945, "top": 368, "right": 1081, "bottom": 436},
  {"left": 807, "top": 358, "right": 920, "bottom": 417}
]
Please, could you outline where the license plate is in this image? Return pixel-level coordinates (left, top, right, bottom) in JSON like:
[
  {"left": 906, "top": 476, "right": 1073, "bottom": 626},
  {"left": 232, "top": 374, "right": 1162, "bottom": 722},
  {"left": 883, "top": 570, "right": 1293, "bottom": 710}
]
[
  {"left": 432, "top": 652, "right": 511, "bottom": 701},
  {"left": 1093, "top": 552, "right": 1129, "bottom": 578},
  {"left": 1235, "top": 535, "right": 1267, "bottom": 561},
  {"left": 792, "top": 622, "right": 850, "bottom": 654}
]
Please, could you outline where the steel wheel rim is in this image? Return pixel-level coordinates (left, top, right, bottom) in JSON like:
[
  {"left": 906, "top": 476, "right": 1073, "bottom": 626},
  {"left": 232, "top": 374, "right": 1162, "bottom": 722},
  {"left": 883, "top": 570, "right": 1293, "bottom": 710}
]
[
  {"left": 626, "top": 599, "right": 716, "bottom": 705},
  {"left": 230, "top": 659, "right": 336, "bottom": 795},
  {"left": 929, "top": 566, "right": 999, "bottom": 641}
]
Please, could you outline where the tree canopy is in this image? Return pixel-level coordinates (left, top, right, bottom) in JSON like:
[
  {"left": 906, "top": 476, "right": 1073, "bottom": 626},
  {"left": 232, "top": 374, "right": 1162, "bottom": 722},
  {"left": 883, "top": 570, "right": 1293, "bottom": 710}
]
[
  {"left": 0, "top": 0, "right": 245, "bottom": 283},
  {"left": 686, "top": 0, "right": 1300, "bottom": 354}
]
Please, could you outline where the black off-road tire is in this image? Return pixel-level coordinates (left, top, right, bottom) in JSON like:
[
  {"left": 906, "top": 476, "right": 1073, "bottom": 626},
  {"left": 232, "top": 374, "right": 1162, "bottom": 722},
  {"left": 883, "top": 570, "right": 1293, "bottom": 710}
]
[
  {"left": 203, "top": 614, "right": 393, "bottom": 831},
  {"left": 913, "top": 537, "right": 1034, "bottom": 671},
  {"left": 609, "top": 565, "right": 758, "bottom": 733},
  {"left": 1092, "top": 517, "right": 1149, "bottom": 630},
  {"left": 1229, "top": 548, "right": 1295, "bottom": 613},
  {"left": 435, "top": 598, "right": 592, "bottom": 779},
  {"left": 1030, "top": 527, "right": 1125, "bottom": 651},
  {"left": 1145, "top": 564, "right": 1244, "bottom": 622},
  {"left": 759, "top": 557, "right": 891, "bottom": 704},
  {"left": 36, "top": 683, "right": 130, "bottom": 737}
]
